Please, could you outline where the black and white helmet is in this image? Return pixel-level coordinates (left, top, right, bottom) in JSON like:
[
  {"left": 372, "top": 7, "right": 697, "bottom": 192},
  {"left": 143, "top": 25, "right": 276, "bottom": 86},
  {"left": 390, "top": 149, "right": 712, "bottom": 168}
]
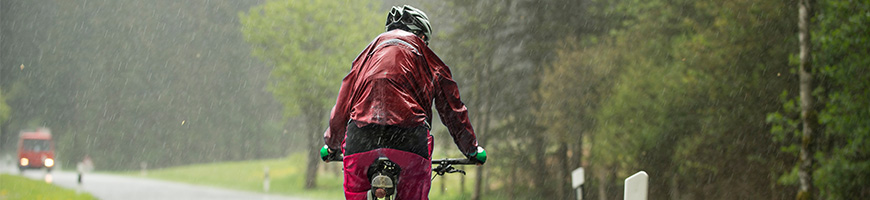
[{"left": 386, "top": 5, "right": 432, "bottom": 43}]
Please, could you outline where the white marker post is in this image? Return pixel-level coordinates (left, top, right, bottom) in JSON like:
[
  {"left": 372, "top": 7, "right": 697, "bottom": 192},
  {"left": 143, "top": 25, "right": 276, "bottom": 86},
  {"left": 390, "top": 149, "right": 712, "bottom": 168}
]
[
  {"left": 624, "top": 171, "right": 648, "bottom": 200},
  {"left": 571, "top": 167, "right": 584, "bottom": 200},
  {"left": 140, "top": 162, "right": 148, "bottom": 176},
  {"left": 263, "top": 166, "right": 270, "bottom": 192}
]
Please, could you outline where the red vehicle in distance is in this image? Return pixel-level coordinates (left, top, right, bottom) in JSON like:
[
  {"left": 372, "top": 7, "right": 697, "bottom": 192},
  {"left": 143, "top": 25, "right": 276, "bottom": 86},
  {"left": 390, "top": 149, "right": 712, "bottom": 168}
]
[{"left": 18, "top": 128, "right": 56, "bottom": 172}]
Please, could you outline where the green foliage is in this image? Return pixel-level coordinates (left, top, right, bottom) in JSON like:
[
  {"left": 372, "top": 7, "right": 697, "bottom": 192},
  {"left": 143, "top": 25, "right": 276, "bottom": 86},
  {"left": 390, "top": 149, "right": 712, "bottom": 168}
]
[
  {"left": 0, "top": 89, "right": 9, "bottom": 126},
  {"left": 239, "top": 0, "right": 381, "bottom": 118},
  {"left": 768, "top": 91, "right": 802, "bottom": 155},
  {"left": 2, "top": 0, "right": 866, "bottom": 198},
  {"left": 572, "top": 0, "right": 798, "bottom": 198},
  {"left": 770, "top": 0, "right": 870, "bottom": 199},
  {"left": 0, "top": 0, "right": 288, "bottom": 170},
  {"left": 440, "top": 1, "right": 599, "bottom": 198},
  {"left": 0, "top": 174, "right": 98, "bottom": 200},
  {"left": 538, "top": 37, "right": 620, "bottom": 143},
  {"left": 239, "top": 0, "right": 381, "bottom": 189},
  {"left": 811, "top": 0, "right": 870, "bottom": 198}
]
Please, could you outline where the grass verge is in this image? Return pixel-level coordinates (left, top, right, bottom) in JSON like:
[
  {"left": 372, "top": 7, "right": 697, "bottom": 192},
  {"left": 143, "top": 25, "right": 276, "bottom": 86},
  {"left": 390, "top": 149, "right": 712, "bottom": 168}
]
[
  {"left": 129, "top": 152, "right": 482, "bottom": 199},
  {"left": 0, "top": 174, "right": 98, "bottom": 200},
  {"left": 127, "top": 153, "right": 343, "bottom": 199}
]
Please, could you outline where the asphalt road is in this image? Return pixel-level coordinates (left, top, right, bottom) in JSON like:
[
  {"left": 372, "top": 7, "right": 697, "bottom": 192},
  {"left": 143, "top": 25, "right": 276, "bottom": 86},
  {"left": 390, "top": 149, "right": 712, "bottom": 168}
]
[{"left": 1, "top": 161, "right": 310, "bottom": 200}]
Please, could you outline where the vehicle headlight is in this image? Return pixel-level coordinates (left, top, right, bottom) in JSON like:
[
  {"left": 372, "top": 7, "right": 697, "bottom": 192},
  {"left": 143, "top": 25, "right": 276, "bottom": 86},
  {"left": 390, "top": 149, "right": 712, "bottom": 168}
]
[
  {"left": 44, "top": 158, "right": 54, "bottom": 167},
  {"left": 20, "top": 158, "right": 29, "bottom": 166}
]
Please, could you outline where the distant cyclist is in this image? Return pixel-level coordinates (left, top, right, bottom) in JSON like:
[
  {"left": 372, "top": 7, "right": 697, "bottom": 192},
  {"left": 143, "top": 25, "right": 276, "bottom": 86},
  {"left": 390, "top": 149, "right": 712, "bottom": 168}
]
[{"left": 322, "top": 5, "right": 487, "bottom": 200}]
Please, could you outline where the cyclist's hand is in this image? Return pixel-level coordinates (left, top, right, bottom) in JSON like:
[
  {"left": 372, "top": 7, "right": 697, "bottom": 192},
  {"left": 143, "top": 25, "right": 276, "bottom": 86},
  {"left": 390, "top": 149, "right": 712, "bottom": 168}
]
[
  {"left": 467, "top": 146, "right": 487, "bottom": 165},
  {"left": 320, "top": 145, "right": 339, "bottom": 162}
]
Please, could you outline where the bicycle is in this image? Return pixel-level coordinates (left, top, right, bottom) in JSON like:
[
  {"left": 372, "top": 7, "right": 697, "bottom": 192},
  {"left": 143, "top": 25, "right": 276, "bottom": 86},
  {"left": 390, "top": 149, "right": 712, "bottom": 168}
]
[{"left": 325, "top": 154, "right": 476, "bottom": 200}]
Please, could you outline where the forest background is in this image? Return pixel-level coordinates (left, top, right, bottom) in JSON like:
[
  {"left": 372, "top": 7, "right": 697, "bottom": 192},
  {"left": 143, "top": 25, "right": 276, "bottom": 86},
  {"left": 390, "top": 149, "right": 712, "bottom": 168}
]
[{"left": 1, "top": 0, "right": 867, "bottom": 199}]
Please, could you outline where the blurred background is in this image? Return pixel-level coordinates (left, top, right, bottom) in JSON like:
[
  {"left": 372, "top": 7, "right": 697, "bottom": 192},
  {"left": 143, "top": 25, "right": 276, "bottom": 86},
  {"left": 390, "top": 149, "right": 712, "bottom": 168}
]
[{"left": 1, "top": 0, "right": 867, "bottom": 199}]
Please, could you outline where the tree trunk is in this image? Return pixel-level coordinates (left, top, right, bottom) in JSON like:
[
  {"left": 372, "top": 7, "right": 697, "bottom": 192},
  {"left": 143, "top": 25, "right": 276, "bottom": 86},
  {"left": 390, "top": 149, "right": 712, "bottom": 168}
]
[
  {"left": 304, "top": 140, "right": 319, "bottom": 189},
  {"left": 473, "top": 165, "right": 486, "bottom": 200},
  {"left": 508, "top": 165, "right": 517, "bottom": 200},
  {"left": 670, "top": 175, "right": 680, "bottom": 200},
  {"left": 597, "top": 169, "right": 608, "bottom": 200},
  {"left": 304, "top": 110, "right": 324, "bottom": 189},
  {"left": 571, "top": 132, "right": 585, "bottom": 200},
  {"left": 796, "top": 0, "right": 816, "bottom": 199},
  {"left": 0, "top": 121, "right": 8, "bottom": 150},
  {"left": 461, "top": 169, "right": 466, "bottom": 194},
  {"left": 440, "top": 174, "right": 446, "bottom": 195},
  {"left": 529, "top": 135, "right": 549, "bottom": 197},
  {"left": 559, "top": 142, "right": 572, "bottom": 200},
  {"left": 471, "top": 107, "right": 490, "bottom": 200}
]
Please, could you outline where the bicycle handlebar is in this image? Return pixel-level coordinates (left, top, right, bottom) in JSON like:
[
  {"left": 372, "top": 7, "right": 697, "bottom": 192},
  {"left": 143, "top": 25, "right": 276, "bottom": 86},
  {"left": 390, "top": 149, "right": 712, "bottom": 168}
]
[
  {"left": 326, "top": 156, "right": 477, "bottom": 165},
  {"left": 432, "top": 158, "right": 477, "bottom": 165}
]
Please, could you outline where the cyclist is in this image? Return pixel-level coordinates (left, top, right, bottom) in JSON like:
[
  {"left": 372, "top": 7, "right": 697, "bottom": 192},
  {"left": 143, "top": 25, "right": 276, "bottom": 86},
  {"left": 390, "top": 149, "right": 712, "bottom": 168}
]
[{"left": 322, "top": 5, "right": 487, "bottom": 200}]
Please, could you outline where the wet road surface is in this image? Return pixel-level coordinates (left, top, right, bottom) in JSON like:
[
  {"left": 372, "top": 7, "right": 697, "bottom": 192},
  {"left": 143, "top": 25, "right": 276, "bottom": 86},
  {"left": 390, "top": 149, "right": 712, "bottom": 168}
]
[{"left": 1, "top": 162, "right": 310, "bottom": 200}]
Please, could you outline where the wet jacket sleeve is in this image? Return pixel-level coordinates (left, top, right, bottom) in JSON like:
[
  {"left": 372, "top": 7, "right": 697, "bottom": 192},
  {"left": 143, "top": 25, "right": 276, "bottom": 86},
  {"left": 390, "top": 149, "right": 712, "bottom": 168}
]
[
  {"left": 324, "top": 71, "right": 356, "bottom": 150},
  {"left": 433, "top": 67, "right": 479, "bottom": 155}
]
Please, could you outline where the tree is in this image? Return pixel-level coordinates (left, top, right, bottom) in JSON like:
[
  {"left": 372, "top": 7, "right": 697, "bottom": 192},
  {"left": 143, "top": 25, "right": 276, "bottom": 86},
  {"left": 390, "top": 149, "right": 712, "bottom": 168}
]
[
  {"left": 539, "top": 36, "right": 625, "bottom": 200},
  {"left": 580, "top": 0, "right": 797, "bottom": 199},
  {"left": 0, "top": 89, "right": 9, "bottom": 132},
  {"left": 795, "top": 0, "right": 817, "bottom": 199},
  {"left": 771, "top": 1, "right": 870, "bottom": 199},
  {"left": 811, "top": 0, "right": 870, "bottom": 198},
  {"left": 239, "top": 0, "right": 381, "bottom": 189},
  {"left": 438, "top": 2, "right": 511, "bottom": 199},
  {"left": 440, "top": 0, "right": 592, "bottom": 198},
  {"left": 2, "top": 0, "right": 286, "bottom": 170}
]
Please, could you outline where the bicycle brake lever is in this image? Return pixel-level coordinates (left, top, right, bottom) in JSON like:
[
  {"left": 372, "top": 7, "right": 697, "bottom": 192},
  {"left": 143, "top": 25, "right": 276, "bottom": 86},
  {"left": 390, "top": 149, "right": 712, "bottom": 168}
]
[{"left": 448, "top": 168, "right": 466, "bottom": 175}]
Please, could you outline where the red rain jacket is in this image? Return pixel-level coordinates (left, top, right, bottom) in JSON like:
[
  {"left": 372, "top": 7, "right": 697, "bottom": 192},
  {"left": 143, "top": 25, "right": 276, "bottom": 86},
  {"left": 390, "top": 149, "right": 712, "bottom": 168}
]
[{"left": 324, "top": 30, "right": 479, "bottom": 156}]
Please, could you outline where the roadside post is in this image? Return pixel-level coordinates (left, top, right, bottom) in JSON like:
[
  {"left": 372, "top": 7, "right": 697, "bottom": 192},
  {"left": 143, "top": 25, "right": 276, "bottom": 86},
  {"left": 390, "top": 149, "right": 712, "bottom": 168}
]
[
  {"left": 77, "top": 162, "right": 84, "bottom": 185},
  {"left": 624, "top": 171, "right": 648, "bottom": 200},
  {"left": 571, "top": 167, "right": 584, "bottom": 200},
  {"left": 264, "top": 166, "right": 270, "bottom": 192},
  {"left": 140, "top": 162, "right": 148, "bottom": 176}
]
